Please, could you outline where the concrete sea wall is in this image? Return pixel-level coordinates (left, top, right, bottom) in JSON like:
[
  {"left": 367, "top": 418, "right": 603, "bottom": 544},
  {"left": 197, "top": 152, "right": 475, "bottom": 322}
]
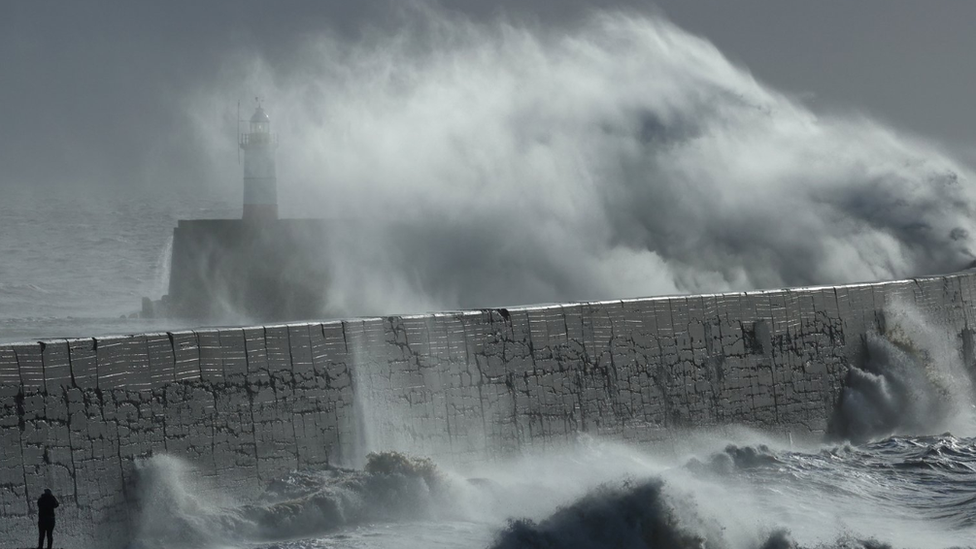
[{"left": 2, "top": 271, "right": 975, "bottom": 546}]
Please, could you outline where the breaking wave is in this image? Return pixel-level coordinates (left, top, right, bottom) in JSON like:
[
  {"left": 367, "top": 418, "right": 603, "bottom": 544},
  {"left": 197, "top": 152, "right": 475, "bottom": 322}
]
[
  {"left": 829, "top": 334, "right": 951, "bottom": 443},
  {"left": 192, "top": 8, "right": 976, "bottom": 315},
  {"left": 492, "top": 435, "right": 976, "bottom": 549},
  {"left": 126, "top": 434, "right": 976, "bottom": 549},
  {"left": 488, "top": 478, "right": 888, "bottom": 549},
  {"left": 127, "top": 452, "right": 474, "bottom": 548},
  {"left": 828, "top": 303, "right": 976, "bottom": 443}
]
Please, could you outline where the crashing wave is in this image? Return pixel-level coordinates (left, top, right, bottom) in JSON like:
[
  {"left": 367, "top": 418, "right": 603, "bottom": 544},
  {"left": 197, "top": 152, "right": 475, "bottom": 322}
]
[
  {"left": 487, "top": 476, "right": 902, "bottom": 549},
  {"left": 127, "top": 451, "right": 462, "bottom": 548}
]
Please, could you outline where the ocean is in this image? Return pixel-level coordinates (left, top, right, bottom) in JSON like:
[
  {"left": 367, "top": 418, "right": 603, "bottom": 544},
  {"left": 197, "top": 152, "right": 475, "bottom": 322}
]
[
  {"left": 0, "top": 187, "right": 234, "bottom": 344},
  {"left": 129, "top": 433, "right": 976, "bottom": 549}
]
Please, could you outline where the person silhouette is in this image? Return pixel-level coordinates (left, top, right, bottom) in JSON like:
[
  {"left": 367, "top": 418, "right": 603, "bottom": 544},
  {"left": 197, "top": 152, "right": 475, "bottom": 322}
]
[{"left": 36, "top": 488, "right": 59, "bottom": 549}]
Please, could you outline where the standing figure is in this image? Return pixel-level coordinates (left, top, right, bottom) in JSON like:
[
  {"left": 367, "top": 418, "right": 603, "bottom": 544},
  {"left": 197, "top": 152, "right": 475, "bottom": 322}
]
[{"left": 36, "top": 488, "right": 59, "bottom": 549}]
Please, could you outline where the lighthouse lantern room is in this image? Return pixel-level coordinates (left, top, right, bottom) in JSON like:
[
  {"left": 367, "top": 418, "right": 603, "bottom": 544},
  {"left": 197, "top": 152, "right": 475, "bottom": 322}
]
[{"left": 239, "top": 104, "right": 279, "bottom": 221}]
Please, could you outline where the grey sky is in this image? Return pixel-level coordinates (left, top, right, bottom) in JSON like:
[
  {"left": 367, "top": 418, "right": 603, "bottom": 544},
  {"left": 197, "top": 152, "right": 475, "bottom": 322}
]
[{"left": 1, "top": 0, "right": 975, "bottom": 190}]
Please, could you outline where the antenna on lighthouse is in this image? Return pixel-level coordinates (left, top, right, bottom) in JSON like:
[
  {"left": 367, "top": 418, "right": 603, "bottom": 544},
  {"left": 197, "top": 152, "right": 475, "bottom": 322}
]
[{"left": 237, "top": 99, "right": 241, "bottom": 165}]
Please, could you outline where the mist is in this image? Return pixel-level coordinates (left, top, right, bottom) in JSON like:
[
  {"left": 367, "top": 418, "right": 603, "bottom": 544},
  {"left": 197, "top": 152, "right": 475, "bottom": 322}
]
[{"left": 187, "top": 9, "right": 976, "bottom": 316}]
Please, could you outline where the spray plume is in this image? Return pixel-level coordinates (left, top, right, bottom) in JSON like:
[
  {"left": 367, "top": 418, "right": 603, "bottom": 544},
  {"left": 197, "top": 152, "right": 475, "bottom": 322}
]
[{"left": 190, "top": 9, "right": 976, "bottom": 316}]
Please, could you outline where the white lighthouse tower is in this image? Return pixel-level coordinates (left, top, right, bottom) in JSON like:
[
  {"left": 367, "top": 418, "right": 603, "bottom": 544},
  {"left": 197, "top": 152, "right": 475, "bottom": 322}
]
[{"left": 239, "top": 104, "right": 279, "bottom": 221}]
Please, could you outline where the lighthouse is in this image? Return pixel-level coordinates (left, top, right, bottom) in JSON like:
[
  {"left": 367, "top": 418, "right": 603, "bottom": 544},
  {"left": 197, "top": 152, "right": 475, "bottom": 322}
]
[
  {"left": 239, "top": 104, "right": 279, "bottom": 221},
  {"left": 158, "top": 99, "right": 330, "bottom": 321}
]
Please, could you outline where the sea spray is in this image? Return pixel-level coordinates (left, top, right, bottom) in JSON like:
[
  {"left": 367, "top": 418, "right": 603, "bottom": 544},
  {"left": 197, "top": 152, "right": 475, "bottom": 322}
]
[
  {"left": 883, "top": 299, "right": 976, "bottom": 435},
  {"left": 128, "top": 452, "right": 472, "bottom": 548},
  {"left": 189, "top": 9, "right": 976, "bottom": 315},
  {"left": 128, "top": 454, "right": 246, "bottom": 548},
  {"left": 151, "top": 234, "right": 173, "bottom": 300},
  {"left": 124, "top": 435, "right": 976, "bottom": 549},
  {"left": 828, "top": 334, "right": 948, "bottom": 443},
  {"left": 828, "top": 302, "right": 976, "bottom": 443}
]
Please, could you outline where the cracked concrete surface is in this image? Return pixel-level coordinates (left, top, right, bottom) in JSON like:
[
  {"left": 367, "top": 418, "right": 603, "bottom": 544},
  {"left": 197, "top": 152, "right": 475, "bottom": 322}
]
[{"left": 1, "top": 272, "right": 974, "bottom": 547}]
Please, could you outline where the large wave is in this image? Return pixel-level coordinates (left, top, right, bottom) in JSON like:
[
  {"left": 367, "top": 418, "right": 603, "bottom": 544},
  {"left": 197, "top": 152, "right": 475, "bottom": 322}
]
[{"left": 190, "top": 8, "right": 976, "bottom": 316}]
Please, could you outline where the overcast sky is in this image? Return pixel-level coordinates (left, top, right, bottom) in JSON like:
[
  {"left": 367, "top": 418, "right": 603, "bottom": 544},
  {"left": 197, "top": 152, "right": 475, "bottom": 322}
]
[{"left": 2, "top": 0, "right": 975, "bottom": 191}]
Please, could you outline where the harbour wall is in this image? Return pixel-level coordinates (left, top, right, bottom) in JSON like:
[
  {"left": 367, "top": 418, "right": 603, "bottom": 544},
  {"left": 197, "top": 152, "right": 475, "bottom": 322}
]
[{"left": 1, "top": 271, "right": 975, "bottom": 546}]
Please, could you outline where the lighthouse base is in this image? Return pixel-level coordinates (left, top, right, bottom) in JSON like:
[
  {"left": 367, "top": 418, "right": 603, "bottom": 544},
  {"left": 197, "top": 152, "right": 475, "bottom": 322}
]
[{"left": 153, "top": 218, "right": 331, "bottom": 321}]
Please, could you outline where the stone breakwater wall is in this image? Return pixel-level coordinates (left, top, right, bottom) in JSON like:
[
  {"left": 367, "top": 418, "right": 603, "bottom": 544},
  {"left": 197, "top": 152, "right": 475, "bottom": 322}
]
[{"left": 2, "top": 272, "right": 976, "bottom": 546}]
